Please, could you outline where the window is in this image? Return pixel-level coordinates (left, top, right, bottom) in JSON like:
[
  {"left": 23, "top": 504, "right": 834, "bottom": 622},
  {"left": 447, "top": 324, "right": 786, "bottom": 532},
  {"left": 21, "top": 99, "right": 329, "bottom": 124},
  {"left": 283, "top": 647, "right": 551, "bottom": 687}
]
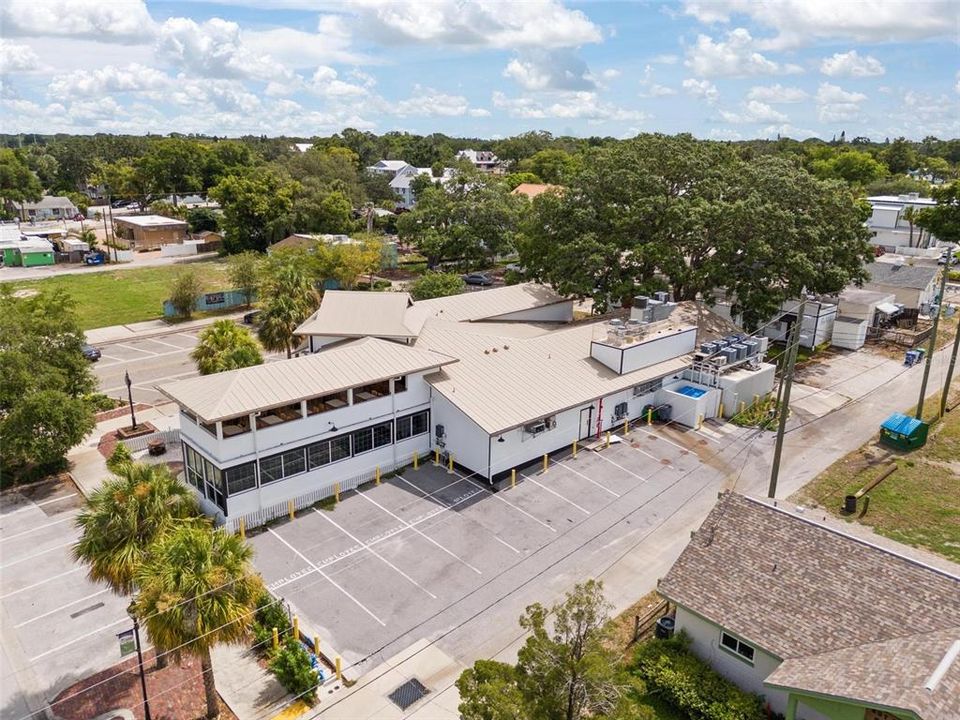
[
  {"left": 393, "top": 376, "right": 407, "bottom": 393},
  {"left": 184, "top": 444, "right": 204, "bottom": 489},
  {"left": 225, "top": 463, "right": 257, "bottom": 494},
  {"left": 203, "top": 459, "right": 222, "bottom": 490},
  {"left": 221, "top": 414, "right": 250, "bottom": 437},
  {"left": 257, "top": 402, "right": 303, "bottom": 429},
  {"left": 719, "top": 632, "right": 754, "bottom": 664},
  {"left": 396, "top": 410, "right": 430, "bottom": 440},
  {"left": 373, "top": 423, "right": 392, "bottom": 448},
  {"left": 353, "top": 380, "right": 390, "bottom": 403},
  {"left": 200, "top": 421, "right": 218, "bottom": 437},
  {"left": 308, "top": 441, "right": 331, "bottom": 469},
  {"left": 306, "top": 391, "right": 348, "bottom": 415},
  {"left": 633, "top": 379, "right": 663, "bottom": 397},
  {"left": 259, "top": 455, "right": 284, "bottom": 484},
  {"left": 282, "top": 448, "right": 306, "bottom": 477},
  {"left": 614, "top": 402, "right": 629, "bottom": 420},
  {"left": 330, "top": 435, "right": 351, "bottom": 462},
  {"left": 352, "top": 421, "right": 392, "bottom": 455}
]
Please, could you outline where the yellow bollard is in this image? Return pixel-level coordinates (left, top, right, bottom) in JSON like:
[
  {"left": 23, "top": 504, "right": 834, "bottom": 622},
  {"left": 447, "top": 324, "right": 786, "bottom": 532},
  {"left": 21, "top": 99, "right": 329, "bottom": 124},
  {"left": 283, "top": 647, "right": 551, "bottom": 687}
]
[
  {"left": 314, "top": 636, "right": 320, "bottom": 658},
  {"left": 447, "top": 453, "right": 454, "bottom": 474},
  {"left": 375, "top": 466, "right": 381, "bottom": 485},
  {"left": 272, "top": 627, "right": 279, "bottom": 651},
  {"left": 697, "top": 414, "right": 703, "bottom": 430},
  {"left": 334, "top": 482, "right": 340, "bottom": 503},
  {"left": 739, "top": 401, "right": 746, "bottom": 415},
  {"left": 293, "top": 615, "right": 299, "bottom": 639},
  {"left": 647, "top": 408, "right": 653, "bottom": 426},
  {"left": 239, "top": 517, "right": 245, "bottom": 540},
  {"left": 288, "top": 500, "right": 295, "bottom": 521},
  {"left": 623, "top": 419, "right": 629, "bottom": 434},
  {"left": 413, "top": 452, "right": 419, "bottom": 470},
  {"left": 542, "top": 453, "right": 548, "bottom": 473},
  {"left": 511, "top": 468, "right": 516, "bottom": 488},
  {"left": 605, "top": 431, "right": 611, "bottom": 448},
  {"left": 572, "top": 439, "right": 578, "bottom": 458},
  {"left": 335, "top": 656, "right": 342, "bottom": 681},
  {"left": 434, "top": 448, "right": 440, "bottom": 466},
  {"left": 719, "top": 402, "right": 725, "bottom": 419}
]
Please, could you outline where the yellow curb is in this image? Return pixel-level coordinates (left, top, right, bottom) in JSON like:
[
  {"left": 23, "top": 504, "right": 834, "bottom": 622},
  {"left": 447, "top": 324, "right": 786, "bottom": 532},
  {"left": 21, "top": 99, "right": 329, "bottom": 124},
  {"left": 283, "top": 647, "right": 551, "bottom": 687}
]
[{"left": 270, "top": 699, "right": 311, "bottom": 720}]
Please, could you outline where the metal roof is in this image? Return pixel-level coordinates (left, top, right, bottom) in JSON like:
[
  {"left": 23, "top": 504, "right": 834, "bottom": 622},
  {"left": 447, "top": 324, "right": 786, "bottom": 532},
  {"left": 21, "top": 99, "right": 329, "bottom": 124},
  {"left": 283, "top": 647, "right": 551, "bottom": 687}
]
[
  {"left": 296, "top": 291, "right": 417, "bottom": 339},
  {"left": 881, "top": 412, "right": 925, "bottom": 436},
  {"left": 416, "top": 318, "right": 692, "bottom": 434},
  {"left": 405, "top": 283, "right": 570, "bottom": 332},
  {"left": 114, "top": 215, "right": 188, "bottom": 228},
  {"left": 156, "top": 337, "right": 456, "bottom": 422}
]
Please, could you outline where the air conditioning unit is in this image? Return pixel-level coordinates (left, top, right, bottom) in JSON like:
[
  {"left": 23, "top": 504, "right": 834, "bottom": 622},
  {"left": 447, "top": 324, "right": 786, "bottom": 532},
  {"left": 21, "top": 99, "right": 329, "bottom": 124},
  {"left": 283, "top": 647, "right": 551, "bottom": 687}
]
[
  {"left": 524, "top": 422, "right": 547, "bottom": 435},
  {"left": 435, "top": 424, "right": 445, "bottom": 438},
  {"left": 712, "top": 356, "right": 728, "bottom": 367},
  {"left": 614, "top": 402, "right": 629, "bottom": 419}
]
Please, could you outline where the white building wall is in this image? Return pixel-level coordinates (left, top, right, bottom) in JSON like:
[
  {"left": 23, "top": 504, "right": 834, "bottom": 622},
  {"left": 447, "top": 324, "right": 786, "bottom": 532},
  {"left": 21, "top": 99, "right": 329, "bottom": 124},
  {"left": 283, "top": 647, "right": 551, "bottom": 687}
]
[
  {"left": 430, "top": 391, "right": 489, "bottom": 477},
  {"left": 831, "top": 319, "right": 868, "bottom": 350},
  {"left": 656, "top": 382, "right": 720, "bottom": 427},
  {"left": 622, "top": 329, "right": 697, "bottom": 373},
  {"left": 715, "top": 365, "right": 776, "bottom": 418},
  {"left": 673, "top": 606, "right": 789, "bottom": 716}
]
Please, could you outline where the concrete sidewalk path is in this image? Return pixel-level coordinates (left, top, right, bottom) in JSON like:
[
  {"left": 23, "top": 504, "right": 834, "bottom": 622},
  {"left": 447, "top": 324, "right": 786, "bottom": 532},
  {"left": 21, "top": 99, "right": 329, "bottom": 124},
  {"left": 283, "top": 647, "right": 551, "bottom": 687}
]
[{"left": 212, "top": 643, "right": 293, "bottom": 720}]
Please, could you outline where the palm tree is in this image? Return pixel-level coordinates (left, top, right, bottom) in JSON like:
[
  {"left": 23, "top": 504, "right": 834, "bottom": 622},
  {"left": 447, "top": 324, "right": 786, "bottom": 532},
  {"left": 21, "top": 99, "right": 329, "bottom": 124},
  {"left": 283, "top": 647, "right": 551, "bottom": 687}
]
[
  {"left": 74, "top": 462, "right": 201, "bottom": 596},
  {"left": 257, "top": 262, "right": 319, "bottom": 358},
  {"left": 136, "top": 527, "right": 263, "bottom": 720},
  {"left": 903, "top": 205, "right": 919, "bottom": 248},
  {"left": 191, "top": 319, "right": 264, "bottom": 375}
]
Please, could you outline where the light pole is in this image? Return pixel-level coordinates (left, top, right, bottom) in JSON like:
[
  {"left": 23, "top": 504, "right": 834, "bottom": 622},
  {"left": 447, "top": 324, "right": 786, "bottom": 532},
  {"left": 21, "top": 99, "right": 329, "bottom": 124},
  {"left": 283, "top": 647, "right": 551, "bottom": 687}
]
[
  {"left": 127, "top": 603, "right": 153, "bottom": 720},
  {"left": 124, "top": 370, "right": 137, "bottom": 430}
]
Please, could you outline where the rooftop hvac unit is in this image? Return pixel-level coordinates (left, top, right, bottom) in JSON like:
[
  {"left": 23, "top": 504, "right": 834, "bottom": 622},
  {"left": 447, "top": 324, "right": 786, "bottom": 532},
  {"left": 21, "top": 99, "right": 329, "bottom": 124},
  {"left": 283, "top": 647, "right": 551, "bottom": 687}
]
[
  {"left": 732, "top": 343, "right": 748, "bottom": 361},
  {"left": 743, "top": 339, "right": 759, "bottom": 356},
  {"left": 700, "top": 342, "right": 717, "bottom": 355},
  {"left": 711, "top": 355, "right": 728, "bottom": 366},
  {"left": 634, "top": 296, "right": 649, "bottom": 309},
  {"left": 721, "top": 347, "right": 739, "bottom": 364},
  {"left": 653, "top": 290, "right": 669, "bottom": 303},
  {"left": 609, "top": 318, "right": 624, "bottom": 326}
]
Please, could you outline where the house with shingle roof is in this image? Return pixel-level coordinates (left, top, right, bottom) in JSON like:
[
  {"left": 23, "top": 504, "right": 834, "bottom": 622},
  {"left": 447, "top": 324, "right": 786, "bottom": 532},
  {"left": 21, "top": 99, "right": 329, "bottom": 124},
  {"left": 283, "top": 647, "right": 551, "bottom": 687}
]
[
  {"left": 658, "top": 493, "right": 960, "bottom": 720},
  {"left": 863, "top": 261, "right": 940, "bottom": 310}
]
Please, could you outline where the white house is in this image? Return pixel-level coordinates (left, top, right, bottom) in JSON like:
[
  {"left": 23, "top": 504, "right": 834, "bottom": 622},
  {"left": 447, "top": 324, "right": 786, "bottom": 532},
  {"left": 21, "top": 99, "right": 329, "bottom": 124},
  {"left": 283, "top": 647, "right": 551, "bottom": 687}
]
[
  {"left": 658, "top": 493, "right": 960, "bottom": 720},
  {"left": 456, "top": 149, "right": 501, "bottom": 173},
  {"left": 867, "top": 194, "right": 939, "bottom": 253},
  {"left": 14, "top": 195, "right": 80, "bottom": 222},
  {"left": 366, "top": 159, "right": 413, "bottom": 176},
  {"left": 160, "top": 285, "right": 776, "bottom": 527},
  {"left": 830, "top": 287, "right": 900, "bottom": 350}
]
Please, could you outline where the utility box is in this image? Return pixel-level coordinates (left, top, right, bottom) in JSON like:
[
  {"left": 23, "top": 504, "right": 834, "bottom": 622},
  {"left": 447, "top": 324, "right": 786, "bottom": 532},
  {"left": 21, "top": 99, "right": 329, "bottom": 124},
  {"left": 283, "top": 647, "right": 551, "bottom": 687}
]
[{"left": 879, "top": 412, "right": 928, "bottom": 451}]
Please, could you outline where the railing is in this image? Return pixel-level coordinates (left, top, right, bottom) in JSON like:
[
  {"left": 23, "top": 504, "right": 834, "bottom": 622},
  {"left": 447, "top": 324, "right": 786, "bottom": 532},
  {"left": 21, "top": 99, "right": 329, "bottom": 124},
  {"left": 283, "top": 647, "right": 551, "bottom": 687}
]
[
  {"left": 224, "top": 450, "right": 421, "bottom": 534},
  {"left": 120, "top": 429, "right": 181, "bottom": 453},
  {"left": 630, "top": 598, "right": 673, "bottom": 644}
]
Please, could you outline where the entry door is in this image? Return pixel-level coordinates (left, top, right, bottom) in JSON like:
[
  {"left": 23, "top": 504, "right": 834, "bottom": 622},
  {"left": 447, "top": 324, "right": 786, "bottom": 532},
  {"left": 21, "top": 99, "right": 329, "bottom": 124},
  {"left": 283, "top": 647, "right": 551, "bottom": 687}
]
[{"left": 579, "top": 406, "right": 594, "bottom": 441}]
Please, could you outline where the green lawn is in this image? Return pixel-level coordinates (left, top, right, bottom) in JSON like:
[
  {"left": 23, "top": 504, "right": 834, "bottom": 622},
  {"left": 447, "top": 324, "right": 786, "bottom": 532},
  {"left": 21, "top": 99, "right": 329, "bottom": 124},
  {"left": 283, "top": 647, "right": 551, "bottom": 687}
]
[
  {"left": 5, "top": 259, "right": 232, "bottom": 330},
  {"left": 791, "top": 388, "right": 960, "bottom": 563}
]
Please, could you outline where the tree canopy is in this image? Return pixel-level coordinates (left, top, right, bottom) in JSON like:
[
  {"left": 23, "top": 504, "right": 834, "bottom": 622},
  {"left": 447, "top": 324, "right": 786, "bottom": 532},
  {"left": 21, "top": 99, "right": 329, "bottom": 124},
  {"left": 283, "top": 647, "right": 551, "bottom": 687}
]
[{"left": 191, "top": 320, "right": 264, "bottom": 375}]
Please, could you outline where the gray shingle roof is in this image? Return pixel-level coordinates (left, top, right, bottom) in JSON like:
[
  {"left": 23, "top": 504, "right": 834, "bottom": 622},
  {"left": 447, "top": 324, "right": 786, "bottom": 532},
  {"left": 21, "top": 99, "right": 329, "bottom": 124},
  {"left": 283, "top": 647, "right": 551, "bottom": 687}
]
[
  {"left": 865, "top": 262, "right": 939, "bottom": 290},
  {"left": 659, "top": 493, "right": 960, "bottom": 661}
]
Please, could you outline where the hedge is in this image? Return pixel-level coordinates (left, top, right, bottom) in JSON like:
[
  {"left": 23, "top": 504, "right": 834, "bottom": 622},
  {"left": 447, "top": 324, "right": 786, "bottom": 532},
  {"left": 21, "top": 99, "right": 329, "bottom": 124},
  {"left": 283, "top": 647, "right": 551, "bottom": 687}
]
[{"left": 631, "top": 633, "right": 767, "bottom": 720}]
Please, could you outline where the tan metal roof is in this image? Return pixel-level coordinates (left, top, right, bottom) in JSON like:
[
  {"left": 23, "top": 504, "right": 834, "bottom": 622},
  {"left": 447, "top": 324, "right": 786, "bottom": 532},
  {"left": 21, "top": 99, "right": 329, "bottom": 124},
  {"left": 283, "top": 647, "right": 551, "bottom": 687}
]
[
  {"left": 296, "top": 291, "right": 416, "bottom": 339},
  {"left": 157, "top": 337, "right": 456, "bottom": 422},
  {"left": 405, "top": 283, "right": 570, "bottom": 333},
  {"left": 415, "top": 318, "right": 691, "bottom": 434}
]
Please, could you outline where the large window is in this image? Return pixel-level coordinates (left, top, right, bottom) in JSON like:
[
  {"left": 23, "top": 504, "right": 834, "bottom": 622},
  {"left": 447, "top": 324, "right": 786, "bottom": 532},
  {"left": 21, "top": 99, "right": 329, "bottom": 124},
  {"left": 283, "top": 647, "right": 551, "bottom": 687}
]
[
  {"left": 307, "top": 433, "right": 352, "bottom": 470},
  {"left": 184, "top": 444, "right": 204, "bottom": 489},
  {"left": 259, "top": 455, "right": 284, "bottom": 484},
  {"left": 224, "top": 462, "right": 257, "bottom": 494},
  {"left": 258, "top": 449, "right": 306, "bottom": 484},
  {"left": 257, "top": 402, "right": 303, "bottom": 429},
  {"left": 719, "top": 631, "right": 755, "bottom": 664},
  {"left": 221, "top": 414, "right": 251, "bottom": 437},
  {"left": 396, "top": 410, "right": 430, "bottom": 441},
  {"left": 306, "top": 391, "right": 349, "bottom": 415},
  {"left": 352, "top": 421, "right": 392, "bottom": 455},
  {"left": 353, "top": 380, "right": 390, "bottom": 403}
]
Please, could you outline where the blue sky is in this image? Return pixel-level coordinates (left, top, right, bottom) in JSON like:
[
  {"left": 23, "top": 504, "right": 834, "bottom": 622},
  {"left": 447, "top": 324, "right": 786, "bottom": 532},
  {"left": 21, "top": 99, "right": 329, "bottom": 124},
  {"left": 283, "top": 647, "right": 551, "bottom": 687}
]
[{"left": 1, "top": 0, "right": 957, "bottom": 140}]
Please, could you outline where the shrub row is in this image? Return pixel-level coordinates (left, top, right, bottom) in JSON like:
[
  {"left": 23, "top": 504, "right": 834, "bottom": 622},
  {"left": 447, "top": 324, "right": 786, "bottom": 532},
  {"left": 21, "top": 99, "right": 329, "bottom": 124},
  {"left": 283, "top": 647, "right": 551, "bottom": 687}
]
[{"left": 251, "top": 592, "right": 319, "bottom": 705}]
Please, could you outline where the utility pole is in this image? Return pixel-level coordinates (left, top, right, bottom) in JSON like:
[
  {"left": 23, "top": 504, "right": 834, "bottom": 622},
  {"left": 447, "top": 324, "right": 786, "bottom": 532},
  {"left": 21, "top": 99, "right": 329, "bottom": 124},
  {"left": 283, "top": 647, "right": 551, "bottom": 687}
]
[
  {"left": 916, "top": 262, "right": 951, "bottom": 419},
  {"left": 768, "top": 293, "right": 807, "bottom": 499}
]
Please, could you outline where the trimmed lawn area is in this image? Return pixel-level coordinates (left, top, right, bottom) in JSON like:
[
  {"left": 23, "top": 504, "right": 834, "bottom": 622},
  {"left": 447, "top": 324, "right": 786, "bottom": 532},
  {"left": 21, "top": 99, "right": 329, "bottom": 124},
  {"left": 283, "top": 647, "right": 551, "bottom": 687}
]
[
  {"left": 791, "top": 386, "right": 960, "bottom": 563},
  {"left": 5, "top": 259, "right": 231, "bottom": 330}
]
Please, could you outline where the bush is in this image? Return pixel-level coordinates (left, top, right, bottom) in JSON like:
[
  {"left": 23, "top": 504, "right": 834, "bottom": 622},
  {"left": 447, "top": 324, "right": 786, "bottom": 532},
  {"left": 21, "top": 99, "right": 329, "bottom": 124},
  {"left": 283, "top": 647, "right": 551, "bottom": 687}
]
[
  {"left": 269, "top": 637, "right": 319, "bottom": 704},
  {"left": 251, "top": 591, "right": 292, "bottom": 655},
  {"left": 632, "top": 634, "right": 767, "bottom": 720},
  {"left": 106, "top": 443, "right": 133, "bottom": 474},
  {"left": 86, "top": 393, "right": 119, "bottom": 412},
  {"left": 409, "top": 271, "right": 465, "bottom": 300},
  {"left": 168, "top": 269, "right": 203, "bottom": 318},
  {"left": 948, "top": 270, "right": 960, "bottom": 282}
]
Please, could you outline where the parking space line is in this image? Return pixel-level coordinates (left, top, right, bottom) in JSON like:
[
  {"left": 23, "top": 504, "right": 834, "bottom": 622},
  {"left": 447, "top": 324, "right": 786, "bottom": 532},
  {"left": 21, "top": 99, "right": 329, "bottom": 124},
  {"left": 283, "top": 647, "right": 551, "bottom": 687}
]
[
  {"left": 114, "top": 343, "right": 157, "bottom": 356},
  {"left": 1, "top": 492, "right": 77, "bottom": 516},
  {"left": 14, "top": 589, "right": 111, "bottom": 628},
  {"left": 521, "top": 474, "right": 590, "bottom": 515},
  {"left": 623, "top": 443, "right": 674, "bottom": 469},
  {"left": 631, "top": 427, "right": 688, "bottom": 452},
  {"left": 268, "top": 528, "right": 386, "bottom": 626},
  {"left": 356, "top": 491, "right": 483, "bottom": 574},
  {"left": 147, "top": 337, "right": 189, "bottom": 351},
  {"left": 395, "top": 474, "right": 466, "bottom": 502},
  {"left": 29, "top": 615, "right": 129, "bottom": 662},
  {"left": 492, "top": 536, "right": 521, "bottom": 554},
  {"left": 457, "top": 473, "right": 557, "bottom": 534},
  {"left": 99, "top": 354, "right": 124, "bottom": 363},
  {"left": 0, "top": 514, "right": 76, "bottom": 541},
  {"left": 554, "top": 460, "right": 620, "bottom": 497},
  {"left": 0, "top": 540, "right": 75, "bottom": 569},
  {"left": 312, "top": 509, "right": 437, "bottom": 599},
  {"left": 594, "top": 453, "right": 647, "bottom": 482},
  {"left": 0, "top": 567, "right": 83, "bottom": 599}
]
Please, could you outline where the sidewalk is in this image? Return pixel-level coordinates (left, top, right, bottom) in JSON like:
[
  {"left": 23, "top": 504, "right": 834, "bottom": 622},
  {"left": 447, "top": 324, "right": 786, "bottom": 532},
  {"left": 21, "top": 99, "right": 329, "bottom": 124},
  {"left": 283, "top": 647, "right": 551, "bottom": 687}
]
[
  {"left": 85, "top": 309, "right": 247, "bottom": 346},
  {"left": 212, "top": 643, "right": 292, "bottom": 720}
]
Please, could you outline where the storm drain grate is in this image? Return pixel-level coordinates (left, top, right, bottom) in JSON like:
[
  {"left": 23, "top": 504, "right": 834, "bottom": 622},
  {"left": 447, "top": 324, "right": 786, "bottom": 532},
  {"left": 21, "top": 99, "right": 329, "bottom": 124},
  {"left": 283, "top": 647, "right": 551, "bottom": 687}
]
[{"left": 388, "top": 678, "right": 429, "bottom": 710}]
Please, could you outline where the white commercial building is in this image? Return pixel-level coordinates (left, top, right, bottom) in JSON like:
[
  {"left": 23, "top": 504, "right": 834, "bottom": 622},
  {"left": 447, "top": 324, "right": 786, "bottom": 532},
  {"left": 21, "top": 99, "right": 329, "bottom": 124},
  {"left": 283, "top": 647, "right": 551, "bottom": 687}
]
[
  {"left": 866, "top": 194, "right": 939, "bottom": 254},
  {"left": 160, "top": 285, "right": 775, "bottom": 526}
]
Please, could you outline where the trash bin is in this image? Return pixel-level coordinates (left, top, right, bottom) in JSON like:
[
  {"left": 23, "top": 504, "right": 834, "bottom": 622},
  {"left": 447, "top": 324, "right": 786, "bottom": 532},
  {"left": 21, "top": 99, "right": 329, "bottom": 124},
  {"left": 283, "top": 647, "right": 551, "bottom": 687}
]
[
  {"left": 655, "top": 616, "right": 675, "bottom": 639},
  {"left": 657, "top": 404, "right": 673, "bottom": 423},
  {"left": 843, "top": 495, "right": 857, "bottom": 514}
]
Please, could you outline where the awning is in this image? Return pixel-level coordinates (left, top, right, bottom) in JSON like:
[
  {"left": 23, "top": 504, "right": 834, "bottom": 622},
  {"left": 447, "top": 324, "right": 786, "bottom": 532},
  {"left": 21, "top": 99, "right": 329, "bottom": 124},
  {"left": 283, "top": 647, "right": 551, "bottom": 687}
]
[{"left": 876, "top": 302, "right": 900, "bottom": 315}]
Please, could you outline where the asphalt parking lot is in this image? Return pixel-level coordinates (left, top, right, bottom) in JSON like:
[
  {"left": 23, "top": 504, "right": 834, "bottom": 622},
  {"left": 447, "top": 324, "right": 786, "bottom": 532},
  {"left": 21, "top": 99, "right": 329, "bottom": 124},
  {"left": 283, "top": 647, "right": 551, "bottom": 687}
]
[
  {"left": 250, "top": 422, "right": 742, "bottom": 672},
  {"left": 93, "top": 330, "right": 203, "bottom": 405},
  {"left": 0, "top": 478, "right": 132, "bottom": 720}
]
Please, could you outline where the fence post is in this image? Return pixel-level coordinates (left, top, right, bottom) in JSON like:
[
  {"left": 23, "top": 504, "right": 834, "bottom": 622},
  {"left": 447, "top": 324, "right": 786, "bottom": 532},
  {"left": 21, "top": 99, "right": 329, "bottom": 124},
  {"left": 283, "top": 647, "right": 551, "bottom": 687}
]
[
  {"left": 288, "top": 500, "right": 295, "bottom": 521},
  {"left": 633, "top": 615, "right": 640, "bottom": 642}
]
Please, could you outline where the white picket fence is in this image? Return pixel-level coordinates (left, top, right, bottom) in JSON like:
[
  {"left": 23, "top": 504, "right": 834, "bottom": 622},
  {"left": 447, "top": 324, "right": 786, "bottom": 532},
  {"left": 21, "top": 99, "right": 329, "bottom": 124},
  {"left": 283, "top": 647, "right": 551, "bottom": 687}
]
[
  {"left": 224, "top": 450, "right": 421, "bottom": 534},
  {"left": 120, "top": 428, "right": 181, "bottom": 453}
]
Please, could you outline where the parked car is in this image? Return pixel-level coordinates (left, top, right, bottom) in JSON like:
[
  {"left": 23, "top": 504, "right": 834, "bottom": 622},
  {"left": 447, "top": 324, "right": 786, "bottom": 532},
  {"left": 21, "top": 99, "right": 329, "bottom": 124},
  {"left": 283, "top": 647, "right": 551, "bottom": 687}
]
[
  {"left": 84, "top": 251, "right": 105, "bottom": 266},
  {"left": 937, "top": 251, "right": 958, "bottom": 266},
  {"left": 81, "top": 344, "right": 101, "bottom": 362},
  {"left": 72, "top": 213, "right": 86, "bottom": 221},
  {"left": 243, "top": 309, "right": 261, "bottom": 325},
  {"left": 462, "top": 272, "right": 493, "bottom": 286}
]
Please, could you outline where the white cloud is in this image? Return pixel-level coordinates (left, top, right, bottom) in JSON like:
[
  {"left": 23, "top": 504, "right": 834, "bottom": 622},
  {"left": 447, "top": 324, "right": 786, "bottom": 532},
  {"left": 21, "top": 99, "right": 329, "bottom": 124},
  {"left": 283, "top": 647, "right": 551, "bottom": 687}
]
[
  {"left": 492, "top": 90, "right": 648, "bottom": 122},
  {"left": 347, "top": 0, "right": 602, "bottom": 49},
  {"left": 395, "top": 86, "right": 471, "bottom": 117},
  {"left": 504, "top": 50, "right": 595, "bottom": 91},
  {"left": 0, "top": 40, "right": 42, "bottom": 74},
  {"left": 685, "top": 28, "right": 800, "bottom": 77},
  {"left": 48, "top": 63, "right": 168, "bottom": 96},
  {"left": 682, "top": 78, "right": 719, "bottom": 104},
  {"left": 469, "top": 108, "right": 492, "bottom": 117},
  {"left": 639, "top": 65, "right": 677, "bottom": 97},
  {"left": 650, "top": 54, "right": 679, "bottom": 65},
  {"left": 244, "top": 26, "right": 364, "bottom": 68},
  {"left": 719, "top": 100, "right": 788, "bottom": 123},
  {"left": 0, "top": 0, "right": 155, "bottom": 42},
  {"left": 820, "top": 51, "right": 885, "bottom": 78},
  {"left": 815, "top": 82, "right": 867, "bottom": 122},
  {"left": 682, "top": 0, "right": 955, "bottom": 50},
  {"left": 746, "top": 84, "right": 808, "bottom": 103},
  {"left": 157, "top": 17, "right": 291, "bottom": 82},
  {"left": 709, "top": 128, "right": 743, "bottom": 140}
]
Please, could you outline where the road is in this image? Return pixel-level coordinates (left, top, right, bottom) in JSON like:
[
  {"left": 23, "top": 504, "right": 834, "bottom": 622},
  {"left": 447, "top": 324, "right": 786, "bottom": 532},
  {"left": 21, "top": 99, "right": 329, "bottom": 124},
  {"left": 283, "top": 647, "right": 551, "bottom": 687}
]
[{"left": 0, "top": 251, "right": 219, "bottom": 283}]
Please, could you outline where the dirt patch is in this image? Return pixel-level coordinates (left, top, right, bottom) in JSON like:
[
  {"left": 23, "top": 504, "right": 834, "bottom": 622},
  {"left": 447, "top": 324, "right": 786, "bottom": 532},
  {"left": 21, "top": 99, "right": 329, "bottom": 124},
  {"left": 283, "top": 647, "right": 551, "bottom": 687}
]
[
  {"left": 97, "top": 422, "right": 159, "bottom": 459},
  {"left": 606, "top": 590, "right": 669, "bottom": 658}
]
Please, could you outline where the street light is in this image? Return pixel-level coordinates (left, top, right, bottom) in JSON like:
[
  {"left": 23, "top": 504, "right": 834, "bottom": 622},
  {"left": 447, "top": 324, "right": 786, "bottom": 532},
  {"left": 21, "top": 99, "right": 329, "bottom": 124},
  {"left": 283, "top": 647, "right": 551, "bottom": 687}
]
[
  {"left": 127, "top": 602, "right": 153, "bottom": 720},
  {"left": 124, "top": 370, "right": 137, "bottom": 430}
]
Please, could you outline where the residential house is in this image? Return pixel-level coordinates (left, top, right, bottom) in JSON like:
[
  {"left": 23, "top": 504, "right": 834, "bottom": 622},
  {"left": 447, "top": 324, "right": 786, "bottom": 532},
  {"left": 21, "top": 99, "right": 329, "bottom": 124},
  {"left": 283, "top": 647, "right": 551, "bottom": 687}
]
[
  {"left": 366, "top": 160, "right": 413, "bottom": 176},
  {"left": 510, "top": 183, "right": 563, "bottom": 199},
  {"left": 658, "top": 492, "right": 960, "bottom": 720},
  {"left": 867, "top": 194, "right": 939, "bottom": 253},
  {"left": 13, "top": 195, "right": 80, "bottom": 222},
  {"left": 863, "top": 261, "right": 940, "bottom": 310},
  {"left": 710, "top": 293, "right": 837, "bottom": 350},
  {"left": 456, "top": 149, "right": 501, "bottom": 173},
  {"left": 160, "top": 286, "right": 775, "bottom": 525},
  {"left": 390, "top": 166, "right": 434, "bottom": 209},
  {"left": 293, "top": 143, "right": 314, "bottom": 153},
  {"left": 830, "top": 287, "right": 900, "bottom": 350},
  {"left": 113, "top": 215, "right": 189, "bottom": 251}
]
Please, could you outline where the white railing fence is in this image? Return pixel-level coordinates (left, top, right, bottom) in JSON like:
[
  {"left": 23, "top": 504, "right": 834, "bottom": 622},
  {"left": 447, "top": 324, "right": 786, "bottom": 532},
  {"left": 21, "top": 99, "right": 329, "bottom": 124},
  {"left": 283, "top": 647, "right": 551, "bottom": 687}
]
[
  {"left": 224, "top": 450, "right": 422, "bottom": 534},
  {"left": 120, "top": 428, "right": 181, "bottom": 453}
]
